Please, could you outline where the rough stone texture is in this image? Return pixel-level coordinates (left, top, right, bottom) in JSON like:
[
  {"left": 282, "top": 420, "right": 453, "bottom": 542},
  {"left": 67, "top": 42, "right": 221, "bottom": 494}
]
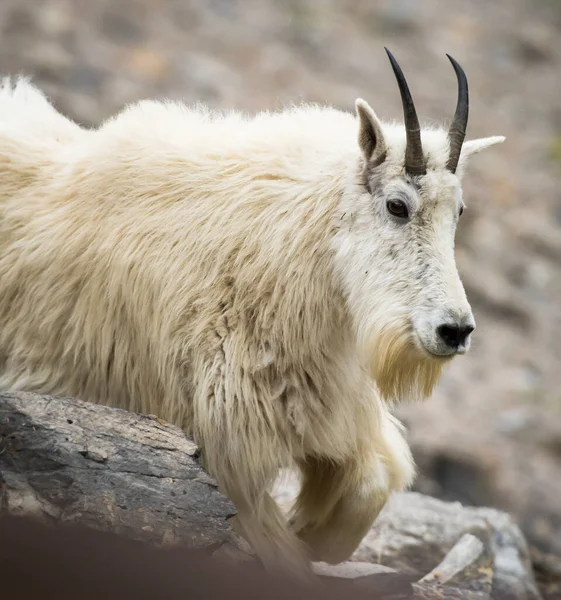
[
  {"left": 412, "top": 582, "right": 489, "bottom": 600},
  {"left": 0, "top": 391, "right": 244, "bottom": 556}
]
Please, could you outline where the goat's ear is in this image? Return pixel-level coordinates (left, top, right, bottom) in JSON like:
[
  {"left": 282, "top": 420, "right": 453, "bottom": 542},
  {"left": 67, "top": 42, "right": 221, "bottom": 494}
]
[
  {"left": 456, "top": 135, "right": 505, "bottom": 176},
  {"left": 355, "top": 99, "right": 387, "bottom": 166}
]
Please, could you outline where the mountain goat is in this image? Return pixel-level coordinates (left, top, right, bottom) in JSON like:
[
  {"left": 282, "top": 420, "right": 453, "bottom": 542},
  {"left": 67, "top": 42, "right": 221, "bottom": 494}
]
[{"left": 0, "top": 49, "right": 504, "bottom": 575}]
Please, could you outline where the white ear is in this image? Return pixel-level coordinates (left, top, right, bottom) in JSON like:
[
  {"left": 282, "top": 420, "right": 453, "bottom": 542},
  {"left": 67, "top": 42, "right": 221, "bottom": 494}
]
[
  {"left": 355, "top": 98, "right": 387, "bottom": 166},
  {"left": 457, "top": 135, "right": 505, "bottom": 176}
]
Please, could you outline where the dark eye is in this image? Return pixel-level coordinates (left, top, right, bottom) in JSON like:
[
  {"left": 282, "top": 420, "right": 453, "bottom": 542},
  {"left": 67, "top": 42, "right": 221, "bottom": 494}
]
[
  {"left": 386, "top": 199, "right": 409, "bottom": 219},
  {"left": 459, "top": 206, "right": 464, "bottom": 217}
]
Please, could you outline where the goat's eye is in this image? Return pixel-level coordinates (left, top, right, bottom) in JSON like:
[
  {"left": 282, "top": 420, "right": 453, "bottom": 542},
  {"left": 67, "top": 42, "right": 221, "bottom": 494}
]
[
  {"left": 386, "top": 199, "right": 409, "bottom": 219},
  {"left": 459, "top": 206, "right": 464, "bottom": 217}
]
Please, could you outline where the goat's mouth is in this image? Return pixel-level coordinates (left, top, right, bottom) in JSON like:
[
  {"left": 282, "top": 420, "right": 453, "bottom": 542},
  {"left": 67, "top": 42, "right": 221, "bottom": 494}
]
[{"left": 425, "top": 346, "right": 461, "bottom": 359}]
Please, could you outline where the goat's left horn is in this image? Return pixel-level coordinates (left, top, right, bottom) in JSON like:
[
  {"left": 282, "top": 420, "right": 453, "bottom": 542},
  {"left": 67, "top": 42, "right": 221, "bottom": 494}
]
[
  {"left": 385, "top": 47, "right": 426, "bottom": 177},
  {"left": 445, "top": 54, "right": 469, "bottom": 174}
]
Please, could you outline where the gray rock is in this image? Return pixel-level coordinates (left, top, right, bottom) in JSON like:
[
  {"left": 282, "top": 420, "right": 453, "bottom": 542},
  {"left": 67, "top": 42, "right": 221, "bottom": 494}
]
[
  {"left": 314, "top": 560, "right": 398, "bottom": 579},
  {"left": 412, "top": 582, "right": 489, "bottom": 600},
  {"left": 314, "top": 561, "right": 414, "bottom": 597},
  {"left": 420, "top": 534, "right": 492, "bottom": 595},
  {"left": 0, "top": 391, "right": 246, "bottom": 557},
  {"left": 353, "top": 492, "right": 541, "bottom": 600}
]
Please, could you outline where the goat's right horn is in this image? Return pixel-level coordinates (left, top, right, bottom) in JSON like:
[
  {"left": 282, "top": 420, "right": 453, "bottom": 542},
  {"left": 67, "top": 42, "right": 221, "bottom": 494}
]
[{"left": 385, "top": 48, "right": 426, "bottom": 177}]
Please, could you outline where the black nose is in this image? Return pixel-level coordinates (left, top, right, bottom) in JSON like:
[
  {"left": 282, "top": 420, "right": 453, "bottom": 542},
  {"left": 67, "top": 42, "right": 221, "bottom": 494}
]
[{"left": 437, "top": 323, "right": 474, "bottom": 349}]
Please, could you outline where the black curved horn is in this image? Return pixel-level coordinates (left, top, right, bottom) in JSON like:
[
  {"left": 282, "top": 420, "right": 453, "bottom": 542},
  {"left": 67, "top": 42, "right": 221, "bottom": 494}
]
[
  {"left": 445, "top": 54, "right": 469, "bottom": 174},
  {"left": 385, "top": 48, "right": 426, "bottom": 176}
]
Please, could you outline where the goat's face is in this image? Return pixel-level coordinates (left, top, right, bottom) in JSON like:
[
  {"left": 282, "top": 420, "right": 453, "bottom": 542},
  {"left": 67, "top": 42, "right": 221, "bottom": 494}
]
[
  {"left": 363, "top": 158, "right": 473, "bottom": 356},
  {"left": 333, "top": 51, "right": 504, "bottom": 401}
]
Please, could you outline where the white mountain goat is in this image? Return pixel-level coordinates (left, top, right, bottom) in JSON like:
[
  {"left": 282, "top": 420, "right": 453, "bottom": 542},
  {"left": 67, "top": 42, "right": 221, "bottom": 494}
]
[{"left": 0, "top": 49, "right": 504, "bottom": 575}]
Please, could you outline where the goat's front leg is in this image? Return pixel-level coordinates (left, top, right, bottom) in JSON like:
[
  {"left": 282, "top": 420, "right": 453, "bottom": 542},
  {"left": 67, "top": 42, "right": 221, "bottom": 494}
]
[
  {"left": 289, "top": 411, "right": 415, "bottom": 564},
  {"left": 201, "top": 443, "right": 316, "bottom": 581},
  {"left": 192, "top": 357, "right": 314, "bottom": 580}
]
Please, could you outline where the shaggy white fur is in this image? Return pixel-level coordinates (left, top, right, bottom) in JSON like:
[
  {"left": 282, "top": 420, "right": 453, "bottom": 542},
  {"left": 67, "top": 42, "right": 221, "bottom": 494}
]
[{"left": 0, "top": 77, "right": 504, "bottom": 576}]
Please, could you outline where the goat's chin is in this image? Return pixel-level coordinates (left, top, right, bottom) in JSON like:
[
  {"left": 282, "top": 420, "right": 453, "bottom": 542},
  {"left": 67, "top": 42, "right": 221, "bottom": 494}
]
[{"left": 363, "top": 323, "right": 451, "bottom": 403}]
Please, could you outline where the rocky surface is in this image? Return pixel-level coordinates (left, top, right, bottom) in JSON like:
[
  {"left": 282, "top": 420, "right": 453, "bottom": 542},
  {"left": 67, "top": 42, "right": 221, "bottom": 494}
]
[
  {"left": 0, "top": 0, "right": 560, "bottom": 595},
  {"left": 1, "top": 393, "right": 544, "bottom": 599},
  {"left": 0, "top": 391, "right": 245, "bottom": 556},
  {"left": 274, "top": 471, "right": 542, "bottom": 600},
  {"left": 0, "top": 513, "right": 510, "bottom": 600},
  {"left": 0, "top": 513, "right": 391, "bottom": 600},
  {"left": 419, "top": 534, "right": 491, "bottom": 591},
  {"left": 355, "top": 493, "right": 541, "bottom": 600}
]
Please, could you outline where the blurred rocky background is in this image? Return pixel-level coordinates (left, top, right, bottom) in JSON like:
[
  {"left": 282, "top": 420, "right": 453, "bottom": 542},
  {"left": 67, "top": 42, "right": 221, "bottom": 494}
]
[{"left": 0, "top": 0, "right": 559, "bottom": 595}]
